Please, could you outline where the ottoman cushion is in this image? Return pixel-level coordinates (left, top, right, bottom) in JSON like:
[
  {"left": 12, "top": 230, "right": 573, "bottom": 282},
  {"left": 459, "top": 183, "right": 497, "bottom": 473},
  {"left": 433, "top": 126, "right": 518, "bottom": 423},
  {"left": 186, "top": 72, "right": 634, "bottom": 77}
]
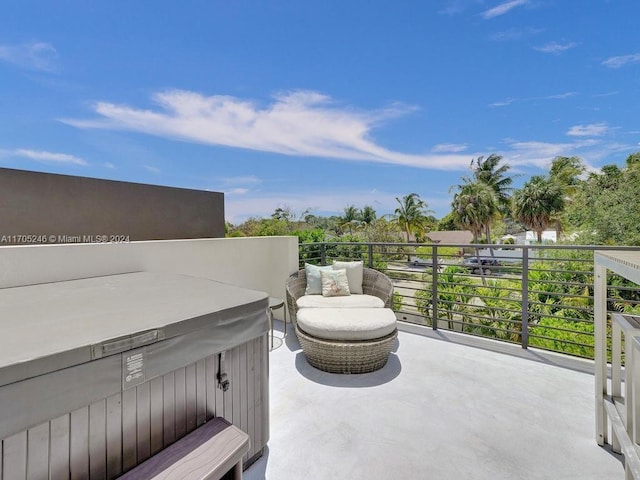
[
  {"left": 297, "top": 307, "right": 397, "bottom": 341},
  {"left": 296, "top": 294, "right": 384, "bottom": 309}
]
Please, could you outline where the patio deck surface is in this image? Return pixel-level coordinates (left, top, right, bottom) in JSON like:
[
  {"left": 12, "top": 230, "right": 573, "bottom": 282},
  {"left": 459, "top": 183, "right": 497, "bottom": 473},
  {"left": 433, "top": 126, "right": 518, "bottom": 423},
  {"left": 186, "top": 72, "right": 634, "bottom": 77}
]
[{"left": 245, "top": 322, "right": 623, "bottom": 480}]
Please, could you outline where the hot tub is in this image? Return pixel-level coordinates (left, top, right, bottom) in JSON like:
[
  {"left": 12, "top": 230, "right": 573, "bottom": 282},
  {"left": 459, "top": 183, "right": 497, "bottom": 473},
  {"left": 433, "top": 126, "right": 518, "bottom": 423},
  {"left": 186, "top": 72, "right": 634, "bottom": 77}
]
[{"left": 0, "top": 272, "right": 269, "bottom": 479}]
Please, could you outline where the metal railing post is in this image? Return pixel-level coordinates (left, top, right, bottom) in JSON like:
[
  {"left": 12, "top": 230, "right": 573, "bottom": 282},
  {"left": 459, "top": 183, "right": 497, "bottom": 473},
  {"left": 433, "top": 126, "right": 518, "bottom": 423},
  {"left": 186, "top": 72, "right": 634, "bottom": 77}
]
[
  {"left": 432, "top": 244, "right": 438, "bottom": 330},
  {"left": 521, "top": 246, "right": 529, "bottom": 349},
  {"left": 368, "top": 243, "right": 374, "bottom": 268},
  {"left": 320, "top": 243, "right": 326, "bottom": 265}
]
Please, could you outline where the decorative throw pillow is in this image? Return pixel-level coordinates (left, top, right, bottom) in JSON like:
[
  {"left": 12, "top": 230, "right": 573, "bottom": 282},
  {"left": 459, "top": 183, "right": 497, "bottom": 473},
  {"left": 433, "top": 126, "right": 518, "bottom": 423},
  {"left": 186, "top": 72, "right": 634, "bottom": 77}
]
[
  {"left": 304, "top": 263, "right": 333, "bottom": 295},
  {"left": 332, "top": 260, "right": 364, "bottom": 294},
  {"left": 321, "top": 269, "right": 351, "bottom": 297}
]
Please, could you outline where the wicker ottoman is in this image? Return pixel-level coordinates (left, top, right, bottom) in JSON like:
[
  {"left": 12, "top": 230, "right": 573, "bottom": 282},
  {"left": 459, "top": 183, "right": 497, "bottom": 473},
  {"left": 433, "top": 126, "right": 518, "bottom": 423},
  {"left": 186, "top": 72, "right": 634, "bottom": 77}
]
[{"left": 296, "top": 307, "right": 398, "bottom": 374}]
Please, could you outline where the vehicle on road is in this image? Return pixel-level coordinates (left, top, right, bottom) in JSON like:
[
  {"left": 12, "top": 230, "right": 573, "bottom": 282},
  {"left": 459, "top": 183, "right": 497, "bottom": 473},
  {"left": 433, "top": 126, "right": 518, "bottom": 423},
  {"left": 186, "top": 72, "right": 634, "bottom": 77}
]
[
  {"left": 462, "top": 257, "right": 500, "bottom": 274},
  {"left": 409, "top": 256, "right": 445, "bottom": 269}
]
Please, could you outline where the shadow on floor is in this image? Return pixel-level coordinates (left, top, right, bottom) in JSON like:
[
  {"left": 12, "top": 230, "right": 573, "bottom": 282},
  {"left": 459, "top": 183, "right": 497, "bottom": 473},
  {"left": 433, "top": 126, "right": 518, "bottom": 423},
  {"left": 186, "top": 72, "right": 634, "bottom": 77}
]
[
  {"left": 294, "top": 351, "right": 401, "bottom": 388},
  {"left": 243, "top": 446, "right": 269, "bottom": 480}
]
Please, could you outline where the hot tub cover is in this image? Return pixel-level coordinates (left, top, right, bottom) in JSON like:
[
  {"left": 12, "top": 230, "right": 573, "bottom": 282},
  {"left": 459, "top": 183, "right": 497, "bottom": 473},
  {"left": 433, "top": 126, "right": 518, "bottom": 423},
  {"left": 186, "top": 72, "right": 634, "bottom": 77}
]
[{"left": 0, "top": 272, "right": 269, "bottom": 387}]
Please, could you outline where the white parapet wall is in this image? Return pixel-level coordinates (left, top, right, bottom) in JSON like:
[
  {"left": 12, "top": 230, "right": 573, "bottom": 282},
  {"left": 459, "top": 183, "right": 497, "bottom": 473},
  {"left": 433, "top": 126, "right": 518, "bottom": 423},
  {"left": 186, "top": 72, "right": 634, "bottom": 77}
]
[{"left": 0, "top": 236, "right": 299, "bottom": 319}]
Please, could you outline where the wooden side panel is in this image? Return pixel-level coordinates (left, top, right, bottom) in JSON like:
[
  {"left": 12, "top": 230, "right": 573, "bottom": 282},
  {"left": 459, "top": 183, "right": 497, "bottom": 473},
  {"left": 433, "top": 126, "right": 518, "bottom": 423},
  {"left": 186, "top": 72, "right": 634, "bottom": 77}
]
[
  {"left": 0, "top": 335, "right": 268, "bottom": 478},
  {"left": 185, "top": 364, "right": 197, "bottom": 433},
  {"left": 70, "top": 407, "right": 89, "bottom": 480},
  {"left": 149, "top": 376, "right": 164, "bottom": 456},
  {"left": 50, "top": 414, "right": 71, "bottom": 480},
  {"left": 162, "top": 371, "right": 176, "bottom": 447},
  {"left": 27, "top": 423, "right": 50, "bottom": 480},
  {"left": 105, "top": 394, "right": 122, "bottom": 479},
  {"left": 135, "top": 382, "right": 151, "bottom": 463},
  {"left": 121, "top": 388, "right": 137, "bottom": 473},
  {"left": 196, "top": 359, "right": 207, "bottom": 427},
  {"left": 174, "top": 367, "right": 187, "bottom": 440},
  {"left": 3, "top": 431, "right": 27, "bottom": 480},
  {"left": 89, "top": 400, "right": 107, "bottom": 480}
]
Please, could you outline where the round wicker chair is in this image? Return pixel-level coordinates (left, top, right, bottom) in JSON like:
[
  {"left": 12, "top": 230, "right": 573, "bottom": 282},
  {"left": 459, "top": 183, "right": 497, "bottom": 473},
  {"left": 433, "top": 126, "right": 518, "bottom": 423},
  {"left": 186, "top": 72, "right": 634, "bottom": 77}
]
[{"left": 286, "top": 267, "right": 397, "bottom": 374}]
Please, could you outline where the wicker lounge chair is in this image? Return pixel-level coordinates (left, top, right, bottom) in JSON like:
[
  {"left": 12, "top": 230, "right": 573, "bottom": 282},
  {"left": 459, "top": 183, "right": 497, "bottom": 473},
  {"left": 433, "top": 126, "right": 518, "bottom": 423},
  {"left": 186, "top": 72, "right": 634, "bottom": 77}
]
[{"left": 285, "top": 267, "right": 397, "bottom": 373}]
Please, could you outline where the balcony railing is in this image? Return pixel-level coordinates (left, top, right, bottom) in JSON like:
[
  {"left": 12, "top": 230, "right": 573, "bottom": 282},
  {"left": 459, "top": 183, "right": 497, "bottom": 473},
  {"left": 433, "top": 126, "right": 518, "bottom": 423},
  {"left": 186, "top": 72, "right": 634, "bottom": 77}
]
[{"left": 299, "top": 241, "right": 640, "bottom": 359}]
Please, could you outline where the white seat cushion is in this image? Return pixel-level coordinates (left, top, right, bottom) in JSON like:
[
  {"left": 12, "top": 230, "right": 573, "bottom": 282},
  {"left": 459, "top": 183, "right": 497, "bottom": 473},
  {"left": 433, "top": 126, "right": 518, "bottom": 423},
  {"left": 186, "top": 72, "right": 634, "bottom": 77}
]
[
  {"left": 297, "top": 294, "right": 384, "bottom": 309},
  {"left": 297, "top": 308, "right": 397, "bottom": 341}
]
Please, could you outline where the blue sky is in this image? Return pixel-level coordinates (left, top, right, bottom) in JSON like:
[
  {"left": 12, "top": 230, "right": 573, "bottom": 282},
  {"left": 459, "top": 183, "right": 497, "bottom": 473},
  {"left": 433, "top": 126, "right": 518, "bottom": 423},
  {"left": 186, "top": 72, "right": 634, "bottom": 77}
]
[{"left": 1, "top": 1, "right": 639, "bottom": 223}]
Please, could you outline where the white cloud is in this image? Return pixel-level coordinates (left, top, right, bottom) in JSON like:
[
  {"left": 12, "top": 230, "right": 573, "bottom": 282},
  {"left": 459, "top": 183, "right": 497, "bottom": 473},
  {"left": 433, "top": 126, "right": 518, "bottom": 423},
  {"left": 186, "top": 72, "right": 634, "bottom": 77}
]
[
  {"left": 8, "top": 148, "right": 86, "bottom": 165},
  {"left": 490, "top": 91, "right": 577, "bottom": 107},
  {"left": 432, "top": 143, "right": 468, "bottom": 153},
  {"left": 0, "top": 42, "right": 58, "bottom": 72},
  {"left": 144, "top": 165, "right": 161, "bottom": 174},
  {"left": 533, "top": 41, "right": 577, "bottom": 54},
  {"left": 602, "top": 53, "right": 640, "bottom": 68},
  {"left": 63, "top": 89, "right": 474, "bottom": 171},
  {"left": 482, "top": 0, "right": 529, "bottom": 19},
  {"left": 226, "top": 188, "right": 249, "bottom": 196},
  {"left": 567, "top": 123, "right": 609, "bottom": 137}
]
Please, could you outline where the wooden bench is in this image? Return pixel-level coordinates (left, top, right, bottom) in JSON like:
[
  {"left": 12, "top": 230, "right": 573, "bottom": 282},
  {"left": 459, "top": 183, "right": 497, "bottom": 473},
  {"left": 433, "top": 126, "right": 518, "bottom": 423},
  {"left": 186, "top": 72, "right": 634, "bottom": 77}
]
[{"left": 118, "top": 418, "right": 250, "bottom": 480}]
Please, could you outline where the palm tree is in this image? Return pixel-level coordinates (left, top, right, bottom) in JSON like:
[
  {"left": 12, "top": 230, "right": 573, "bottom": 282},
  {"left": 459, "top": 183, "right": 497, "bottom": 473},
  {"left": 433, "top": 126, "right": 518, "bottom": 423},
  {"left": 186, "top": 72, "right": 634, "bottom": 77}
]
[
  {"left": 361, "top": 205, "right": 377, "bottom": 226},
  {"left": 393, "top": 193, "right": 433, "bottom": 242},
  {"left": 549, "top": 156, "right": 585, "bottom": 198},
  {"left": 512, "top": 176, "right": 565, "bottom": 243},
  {"left": 470, "top": 154, "right": 514, "bottom": 242},
  {"left": 548, "top": 156, "right": 585, "bottom": 236},
  {"left": 451, "top": 181, "right": 498, "bottom": 244},
  {"left": 340, "top": 205, "right": 360, "bottom": 234}
]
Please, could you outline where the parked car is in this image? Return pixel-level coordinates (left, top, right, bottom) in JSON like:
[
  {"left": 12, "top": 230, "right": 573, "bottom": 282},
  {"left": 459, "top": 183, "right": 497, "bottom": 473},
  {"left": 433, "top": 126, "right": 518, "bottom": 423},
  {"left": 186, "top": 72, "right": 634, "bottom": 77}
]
[
  {"left": 409, "top": 256, "right": 444, "bottom": 269},
  {"left": 462, "top": 257, "right": 500, "bottom": 274}
]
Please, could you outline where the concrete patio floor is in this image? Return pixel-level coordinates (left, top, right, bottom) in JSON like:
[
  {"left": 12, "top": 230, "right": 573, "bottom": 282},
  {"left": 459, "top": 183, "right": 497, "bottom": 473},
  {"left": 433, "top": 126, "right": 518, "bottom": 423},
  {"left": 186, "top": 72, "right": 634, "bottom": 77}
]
[{"left": 245, "top": 322, "right": 623, "bottom": 480}]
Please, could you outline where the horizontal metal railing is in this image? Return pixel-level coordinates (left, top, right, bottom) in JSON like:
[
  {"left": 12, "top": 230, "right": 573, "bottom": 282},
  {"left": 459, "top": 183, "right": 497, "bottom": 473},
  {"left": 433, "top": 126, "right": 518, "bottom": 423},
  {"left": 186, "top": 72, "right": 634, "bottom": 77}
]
[{"left": 299, "top": 241, "right": 640, "bottom": 359}]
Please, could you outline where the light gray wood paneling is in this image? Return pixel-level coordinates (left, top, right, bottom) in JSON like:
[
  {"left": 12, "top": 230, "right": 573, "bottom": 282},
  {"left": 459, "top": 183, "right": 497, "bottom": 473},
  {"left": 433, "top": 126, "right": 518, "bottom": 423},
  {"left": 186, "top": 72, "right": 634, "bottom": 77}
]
[
  {"left": 149, "top": 376, "right": 164, "bottom": 456},
  {"left": 136, "top": 381, "right": 151, "bottom": 463},
  {"left": 0, "top": 336, "right": 268, "bottom": 479},
  {"left": 50, "top": 414, "right": 70, "bottom": 480},
  {"left": 174, "top": 367, "right": 186, "bottom": 440},
  {"left": 196, "top": 359, "right": 207, "bottom": 426},
  {"left": 27, "top": 422, "right": 49, "bottom": 480},
  {"left": 185, "top": 363, "right": 197, "bottom": 433},
  {"left": 162, "top": 371, "right": 176, "bottom": 447},
  {"left": 121, "top": 388, "right": 137, "bottom": 473},
  {"left": 3, "top": 431, "right": 27, "bottom": 480},
  {"left": 70, "top": 407, "right": 89, "bottom": 480},
  {"left": 105, "top": 394, "right": 122, "bottom": 479},
  {"left": 89, "top": 400, "right": 107, "bottom": 480}
]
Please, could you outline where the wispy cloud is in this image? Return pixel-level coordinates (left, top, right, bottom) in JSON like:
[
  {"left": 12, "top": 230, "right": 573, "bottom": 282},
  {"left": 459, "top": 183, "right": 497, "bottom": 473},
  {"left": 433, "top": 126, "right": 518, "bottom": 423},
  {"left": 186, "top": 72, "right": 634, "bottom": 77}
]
[
  {"left": 602, "top": 53, "right": 640, "bottom": 69},
  {"left": 490, "top": 91, "right": 577, "bottom": 107},
  {"left": 503, "top": 139, "right": 603, "bottom": 171},
  {"left": 226, "top": 188, "right": 250, "bottom": 196},
  {"left": 432, "top": 143, "right": 468, "bottom": 153},
  {"left": 0, "top": 42, "right": 58, "bottom": 72},
  {"left": 144, "top": 165, "right": 161, "bottom": 174},
  {"left": 63, "top": 89, "right": 475, "bottom": 171},
  {"left": 482, "top": 0, "right": 529, "bottom": 19},
  {"left": 2, "top": 148, "right": 87, "bottom": 165},
  {"left": 534, "top": 41, "right": 578, "bottom": 54},
  {"left": 567, "top": 123, "right": 609, "bottom": 137}
]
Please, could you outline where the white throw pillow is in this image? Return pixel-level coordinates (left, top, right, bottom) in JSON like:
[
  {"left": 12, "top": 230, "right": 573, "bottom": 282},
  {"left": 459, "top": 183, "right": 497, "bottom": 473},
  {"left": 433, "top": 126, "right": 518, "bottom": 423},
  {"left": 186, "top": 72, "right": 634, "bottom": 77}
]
[
  {"left": 332, "top": 260, "right": 364, "bottom": 294},
  {"left": 304, "top": 263, "right": 333, "bottom": 295},
  {"left": 321, "top": 269, "right": 351, "bottom": 297}
]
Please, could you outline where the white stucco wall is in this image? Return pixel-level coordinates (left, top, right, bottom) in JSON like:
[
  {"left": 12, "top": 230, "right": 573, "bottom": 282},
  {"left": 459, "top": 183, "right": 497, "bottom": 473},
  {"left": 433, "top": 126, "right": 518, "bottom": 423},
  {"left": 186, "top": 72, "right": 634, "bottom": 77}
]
[{"left": 0, "top": 237, "right": 299, "bottom": 319}]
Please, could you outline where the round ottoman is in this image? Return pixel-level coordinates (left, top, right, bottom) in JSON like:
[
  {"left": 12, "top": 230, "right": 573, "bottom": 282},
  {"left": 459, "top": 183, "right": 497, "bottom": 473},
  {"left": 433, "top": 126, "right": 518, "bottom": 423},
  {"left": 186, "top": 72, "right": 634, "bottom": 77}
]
[{"left": 295, "top": 307, "right": 398, "bottom": 374}]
